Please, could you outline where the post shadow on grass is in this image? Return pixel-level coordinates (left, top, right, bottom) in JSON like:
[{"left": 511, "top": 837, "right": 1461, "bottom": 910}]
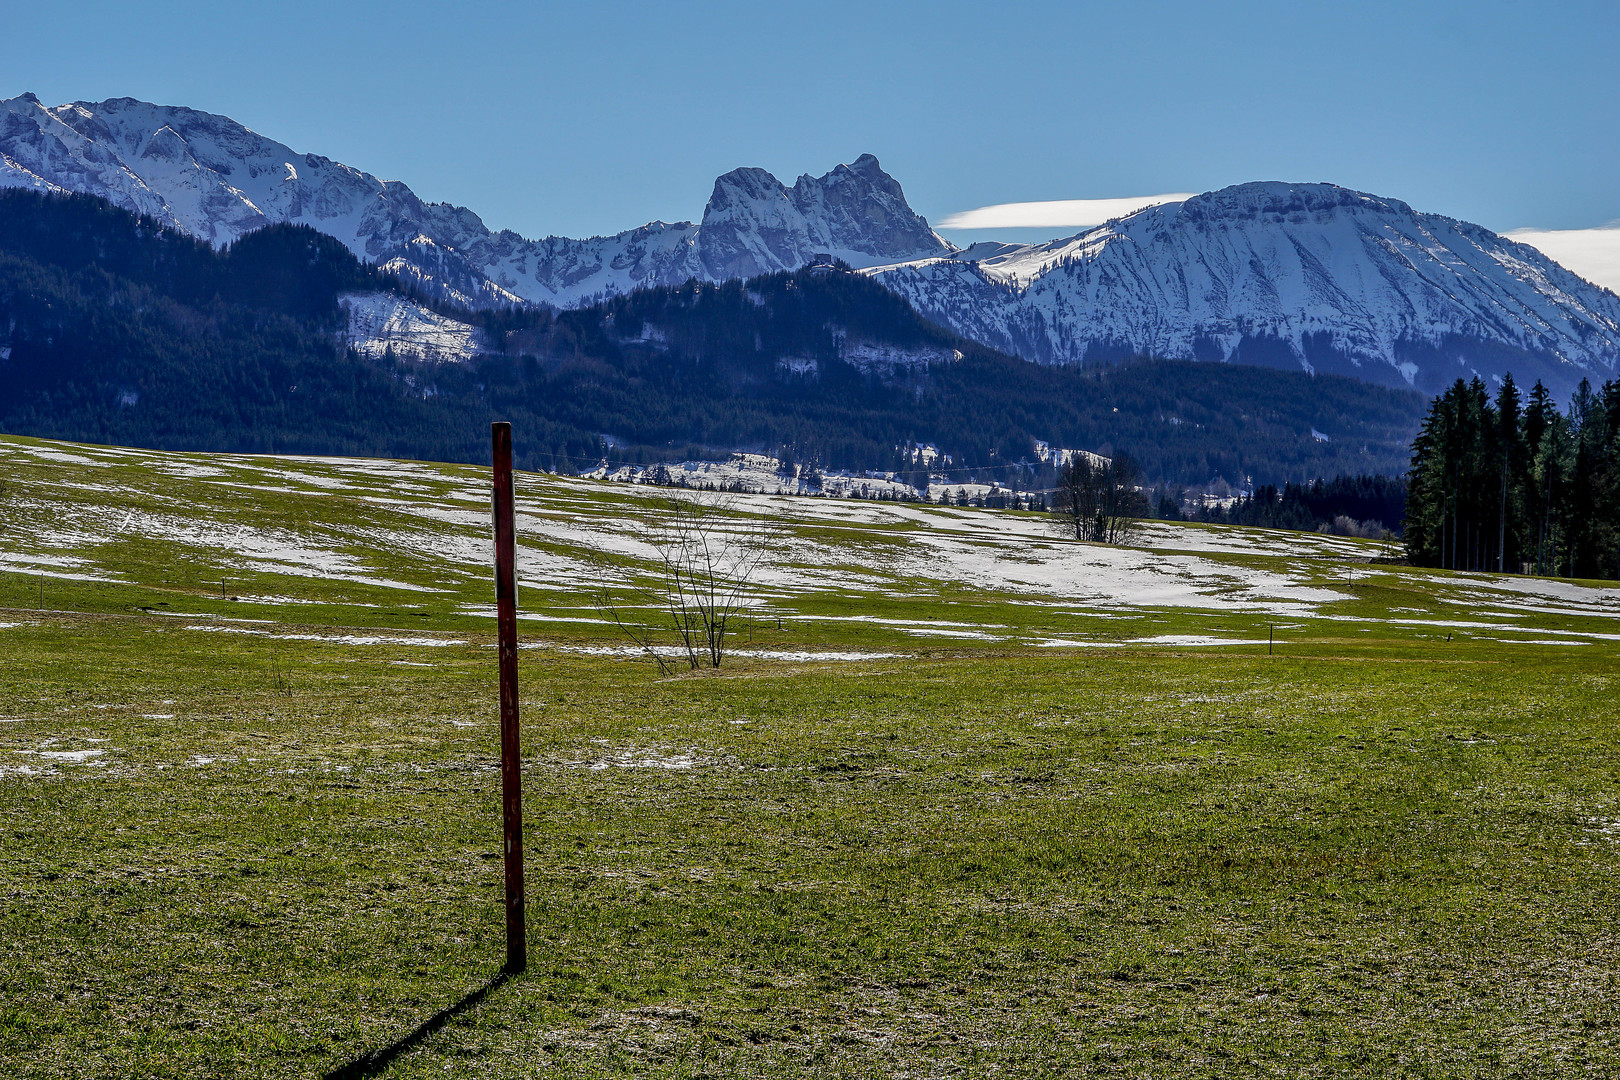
[{"left": 322, "top": 970, "right": 512, "bottom": 1079}]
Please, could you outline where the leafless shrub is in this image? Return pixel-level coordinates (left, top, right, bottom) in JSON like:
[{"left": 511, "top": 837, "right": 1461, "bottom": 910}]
[
  {"left": 597, "top": 494, "right": 768, "bottom": 670},
  {"left": 1318, "top": 514, "right": 1391, "bottom": 539}
]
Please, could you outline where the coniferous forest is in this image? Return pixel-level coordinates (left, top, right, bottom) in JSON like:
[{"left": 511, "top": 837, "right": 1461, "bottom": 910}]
[
  {"left": 1188, "top": 474, "right": 1408, "bottom": 537},
  {"left": 1404, "top": 375, "right": 1620, "bottom": 579}
]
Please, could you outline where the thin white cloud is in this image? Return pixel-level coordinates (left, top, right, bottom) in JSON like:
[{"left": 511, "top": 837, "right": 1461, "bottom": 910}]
[
  {"left": 1506, "top": 224, "right": 1620, "bottom": 293},
  {"left": 939, "top": 193, "right": 1199, "bottom": 231}
]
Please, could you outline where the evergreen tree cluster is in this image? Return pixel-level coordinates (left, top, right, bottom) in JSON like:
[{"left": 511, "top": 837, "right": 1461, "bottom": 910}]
[
  {"left": 1193, "top": 475, "right": 1408, "bottom": 536},
  {"left": 1404, "top": 375, "right": 1620, "bottom": 579}
]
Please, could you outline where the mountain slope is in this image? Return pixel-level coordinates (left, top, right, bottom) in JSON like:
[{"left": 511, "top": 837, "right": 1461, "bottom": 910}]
[
  {"left": 869, "top": 183, "right": 1620, "bottom": 401},
  {"left": 0, "top": 189, "right": 1426, "bottom": 484},
  {"left": 0, "top": 94, "right": 947, "bottom": 308}
]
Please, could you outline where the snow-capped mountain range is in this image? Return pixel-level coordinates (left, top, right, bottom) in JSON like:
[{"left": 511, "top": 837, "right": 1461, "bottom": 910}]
[
  {"left": 0, "top": 93, "right": 948, "bottom": 308},
  {"left": 3, "top": 92, "right": 1618, "bottom": 400}
]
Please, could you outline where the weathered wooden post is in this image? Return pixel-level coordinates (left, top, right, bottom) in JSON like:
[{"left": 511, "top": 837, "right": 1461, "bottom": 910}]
[{"left": 491, "top": 422, "right": 526, "bottom": 974}]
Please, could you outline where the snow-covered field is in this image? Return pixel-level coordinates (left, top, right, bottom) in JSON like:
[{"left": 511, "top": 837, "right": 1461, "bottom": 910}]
[{"left": 3, "top": 434, "right": 1618, "bottom": 650}]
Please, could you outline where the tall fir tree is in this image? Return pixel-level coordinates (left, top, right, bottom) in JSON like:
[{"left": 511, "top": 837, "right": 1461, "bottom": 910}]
[{"left": 1405, "top": 374, "right": 1620, "bottom": 579}]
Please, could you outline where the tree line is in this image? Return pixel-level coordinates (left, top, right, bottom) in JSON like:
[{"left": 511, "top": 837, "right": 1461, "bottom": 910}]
[
  {"left": 1404, "top": 375, "right": 1620, "bottom": 579},
  {"left": 1187, "top": 474, "right": 1407, "bottom": 536}
]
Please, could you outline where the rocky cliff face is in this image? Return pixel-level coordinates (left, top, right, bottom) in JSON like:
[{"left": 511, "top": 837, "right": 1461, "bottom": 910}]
[{"left": 695, "top": 154, "right": 948, "bottom": 280}]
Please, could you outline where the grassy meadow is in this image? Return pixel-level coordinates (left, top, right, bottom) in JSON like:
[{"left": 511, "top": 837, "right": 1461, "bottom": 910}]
[{"left": 2, "top": 434, "right": 1619, "bottom": 1077}]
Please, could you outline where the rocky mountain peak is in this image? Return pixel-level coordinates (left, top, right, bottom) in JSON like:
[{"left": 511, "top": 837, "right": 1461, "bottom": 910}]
[
  {"left": 5, "top": 94, "right": 1616, "bottom": 400},
  {"left": 696, "top": 155, "right": 950, "bottom": 280}
]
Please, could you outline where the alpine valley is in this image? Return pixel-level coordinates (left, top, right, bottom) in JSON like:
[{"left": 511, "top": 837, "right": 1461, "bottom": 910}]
[
  {"left": 1, "top": 92, "right": 1617, "bottom": 482},
  {"left": 0, "top": 188, "right": 1426, "bottom": 488}
]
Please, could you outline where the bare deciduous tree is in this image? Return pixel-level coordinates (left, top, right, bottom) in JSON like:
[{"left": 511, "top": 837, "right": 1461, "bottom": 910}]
[
  {"left": 598, "top": 494, "right": 768, "bottom": 671},
  {"left": 1052, "top": 453, "right": 1149, "bottom": 544}
]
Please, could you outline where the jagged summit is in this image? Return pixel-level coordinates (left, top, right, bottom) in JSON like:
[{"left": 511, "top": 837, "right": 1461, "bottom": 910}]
[
  {"left": 696, "top": 154, "right": 948, "bottom": 281},
  {"left": 0, "top": 94, "right": 950, "bottom": 308}
]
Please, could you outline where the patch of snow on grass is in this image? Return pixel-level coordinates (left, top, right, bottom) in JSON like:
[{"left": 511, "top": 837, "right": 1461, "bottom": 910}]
[
  {"left": 896, "top": 626, "right": 1002, "bottom": 639},
  {"left": 5, "top": 444, "right": 102, "bottom": 465},
  {"left": 732, "top": 648, "right": 906, "bottom": 662},
  {"left": 521, "top": 642, "right": 904, "bottom": 662},
  {"left": 1131, "top": 634, "right": 1272, "bottom": 646},
  {"left": 575, "top": 749, "right": 705, "bottom": 770},
  {"left": 182, "top": 624, "right": 465, "bottom": 647},
  {"left": 157, "top": 461, "right": 227, "bottom": 479},
  {"left": 275, "top": 633, "right": 467, "bottom": 647},
  {"left": 22, "top": 749, "right": 108, "bottom": 764},
  {"left": 1131, "top": 521, "right": 1381, "bottom": 558},
  {"left": 1036, "top": 635, "right": 1268, "bottom": 648}
]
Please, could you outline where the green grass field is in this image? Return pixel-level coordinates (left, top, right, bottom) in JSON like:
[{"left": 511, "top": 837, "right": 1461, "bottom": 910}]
[{"left": 3, "top": 435, "right": 1619, "bottom": 1077}]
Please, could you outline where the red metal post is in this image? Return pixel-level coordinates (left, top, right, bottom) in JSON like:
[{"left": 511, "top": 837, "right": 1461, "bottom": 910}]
[{"left": 491, "top": 422, "right": 526, "bottom": 974}]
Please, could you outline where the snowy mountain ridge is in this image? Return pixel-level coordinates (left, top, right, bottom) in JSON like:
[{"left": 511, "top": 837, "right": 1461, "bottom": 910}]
[
  {"left": 0, "top": 94, "right": 948, "bottom": 308},
  {"left": 867, "top": 182, "right": 1620, "bottom": 399},
  {"left": 3, "top": 94, "right": 1619, "bottom": 399}
]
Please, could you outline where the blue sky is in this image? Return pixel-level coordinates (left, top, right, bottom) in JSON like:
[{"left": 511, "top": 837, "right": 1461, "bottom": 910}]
[{"left": 5, "top": 0, "right": 1617, "bottom": 250}]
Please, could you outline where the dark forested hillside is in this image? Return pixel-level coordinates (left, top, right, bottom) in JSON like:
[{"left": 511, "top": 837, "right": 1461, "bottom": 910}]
[
  {"left": 0, "top": 190, "right": 478, "bottom": 459},
  {"left": 0, "top": 190, "right": 385, "bottom": 324},
  {"left": 0, "top": 189, "right": 1430, "bottom": 484},
  {"left": 471, "top": 274, "right": 1429, "bottom": 484}
]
